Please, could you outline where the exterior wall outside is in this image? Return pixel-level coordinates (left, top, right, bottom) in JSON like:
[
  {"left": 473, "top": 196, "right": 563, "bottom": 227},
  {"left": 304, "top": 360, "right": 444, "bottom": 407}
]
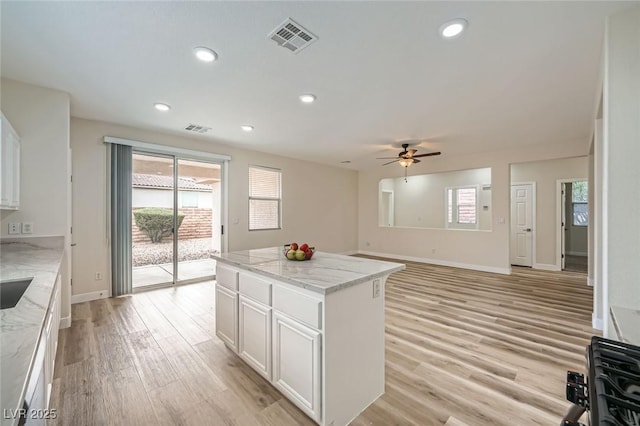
[
  {"left": 132, "top": 208, "right": 212, "bottom": 243},
  {"left": 133, "top": 187, "right": 213, "bottom": 209}
]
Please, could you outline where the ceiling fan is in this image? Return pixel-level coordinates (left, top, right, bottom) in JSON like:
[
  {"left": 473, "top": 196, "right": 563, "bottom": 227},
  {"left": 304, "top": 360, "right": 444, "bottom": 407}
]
[{"left": 377, "top": 143, "right": 441, "bottom": 168}]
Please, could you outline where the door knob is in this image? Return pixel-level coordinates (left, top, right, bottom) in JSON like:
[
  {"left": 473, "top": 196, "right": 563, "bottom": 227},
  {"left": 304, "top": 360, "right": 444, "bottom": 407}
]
[{"left": 525, "top": 228, "right": 532, "bottom": 232}]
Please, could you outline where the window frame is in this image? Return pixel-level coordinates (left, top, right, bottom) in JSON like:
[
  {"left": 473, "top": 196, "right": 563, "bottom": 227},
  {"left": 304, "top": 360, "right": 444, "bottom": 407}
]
[
  {"left": 570, "top": 181, "right": 588, "bottom": 227},
  {"left": 445, "top": 185, "right": 480, "bottom": 230},
  {"left": 248, "top": 165, "right": 282, "bottom": 231}
]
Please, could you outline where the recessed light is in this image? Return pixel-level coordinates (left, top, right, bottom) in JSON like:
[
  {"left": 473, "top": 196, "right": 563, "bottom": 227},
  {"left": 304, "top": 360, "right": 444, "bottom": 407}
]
[
  {"left": 299, "top": 94, "right": 316, "bottom": 103},
  {"left": 193, "top": 46, "right": 217, "bottom": 62},
  {"left": 154, "top": 103, "right": 171, "bottom": 112},
  {"left": 440, "top": 18, "right": 468, "bottom": 39},
  {"left": 241, "top": 125, "right": 254, "bottom": 132}
]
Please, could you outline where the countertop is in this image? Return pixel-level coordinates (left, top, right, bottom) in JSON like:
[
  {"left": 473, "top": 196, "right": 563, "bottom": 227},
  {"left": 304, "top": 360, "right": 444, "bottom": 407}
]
[
  {"left": 610, "top": 305, "right": 640, "bottom": 346},
  {"left": 0, "top": 236, "right": 65, "bottom": 426},
  {"left": 213, "top": 247, "right": 405, "bottom": 294}
]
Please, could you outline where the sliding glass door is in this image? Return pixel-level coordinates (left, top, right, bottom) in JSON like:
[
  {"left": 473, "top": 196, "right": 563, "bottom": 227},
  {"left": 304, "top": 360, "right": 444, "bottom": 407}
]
[
  {"left": 175, "top": 158, "right": 220, "bottom": 282},
  {"left": 131, "top": 152, "right": 222, "bottom": 289}
]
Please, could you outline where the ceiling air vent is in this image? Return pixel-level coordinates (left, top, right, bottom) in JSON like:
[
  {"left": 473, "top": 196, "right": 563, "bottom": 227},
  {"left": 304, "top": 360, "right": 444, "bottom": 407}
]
[
  {"left": 268, "top": 18, "right": 317, "bottom": 54},
  {"left": 184, "top": 124, "right": 211, "bottom": 134}
]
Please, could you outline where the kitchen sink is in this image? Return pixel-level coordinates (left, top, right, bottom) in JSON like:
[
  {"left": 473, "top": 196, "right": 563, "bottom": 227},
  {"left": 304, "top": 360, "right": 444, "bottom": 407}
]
[{"left": 0, "top": 278, "right": 33, "bottom": 309}]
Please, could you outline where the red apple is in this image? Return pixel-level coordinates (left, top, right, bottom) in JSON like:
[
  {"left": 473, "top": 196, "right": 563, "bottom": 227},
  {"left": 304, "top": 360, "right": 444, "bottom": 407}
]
[
  {"left": 300, "top": 243, "right": 309, "bottom": 252},
  {"left": 290, "top": 243, "right": 299, "bottom": 251},
  {"left": 304, "top": 249, "right": 313, "bottom": 260}
]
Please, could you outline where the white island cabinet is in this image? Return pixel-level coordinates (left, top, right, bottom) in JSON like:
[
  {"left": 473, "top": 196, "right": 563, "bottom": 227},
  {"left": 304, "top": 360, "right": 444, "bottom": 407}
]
[{"left": 213, "top": 248, "right": 405, "bottom": 426}]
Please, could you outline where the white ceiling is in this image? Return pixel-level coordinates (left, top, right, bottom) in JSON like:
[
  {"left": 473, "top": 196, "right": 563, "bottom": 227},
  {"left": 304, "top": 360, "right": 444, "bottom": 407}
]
[{"left": 1, "top": 1, "right": 635, "bottom": 170}]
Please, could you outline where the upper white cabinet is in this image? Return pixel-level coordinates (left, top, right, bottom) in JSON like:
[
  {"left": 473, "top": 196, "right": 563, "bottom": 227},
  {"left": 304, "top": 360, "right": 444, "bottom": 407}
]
[{"left": 1, "top": 112, "right": 20, "bottom": 210}]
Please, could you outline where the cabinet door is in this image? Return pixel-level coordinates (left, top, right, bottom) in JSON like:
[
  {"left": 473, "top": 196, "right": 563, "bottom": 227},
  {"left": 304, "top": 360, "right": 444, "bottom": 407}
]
[
  {"left": 0, "top": 114, "right": 19, "bottom": 209},
  {"left": 215, "top": 285, "right": 238, "bottom": 351},
  {"left": 10, "top": 135, "right": 19, "bottom": 207},
  {"left": 273, "top": 312, "right": 321, "bottom": 422},
  {"left": 238, "top": 296, "right": 272, "bottom": 380}
]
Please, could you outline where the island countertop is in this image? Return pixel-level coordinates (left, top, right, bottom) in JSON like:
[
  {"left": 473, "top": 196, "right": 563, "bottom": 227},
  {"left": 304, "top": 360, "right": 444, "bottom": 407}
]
[
  {"left": 0, "top": 236, "right": 64, "bottom": 426},
  {"left": 212, "top": 247, "right": 405, "bottom": 294}
]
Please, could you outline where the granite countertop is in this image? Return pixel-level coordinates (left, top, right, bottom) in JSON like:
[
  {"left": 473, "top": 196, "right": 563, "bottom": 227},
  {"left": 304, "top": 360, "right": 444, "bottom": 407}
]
[
  {"left": 213, "top": 247, "right": 405, "bottom": 294},
  {"left": 610, "top": 305, "right": 640, "bottom": 346},
  {"left": 0, "top": 236, "right": 65, "bottom": 426}
]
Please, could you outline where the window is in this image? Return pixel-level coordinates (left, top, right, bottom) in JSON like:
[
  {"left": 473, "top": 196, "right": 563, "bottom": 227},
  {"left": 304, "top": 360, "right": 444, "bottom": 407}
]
[
  {"left": 180, "top": 191, "right": 198, "bottom": 208},
  {"left": 446, "top": 186, "right": 478, "bottom": 229},
  {"left": 249, "top": 166, "right": 281, "bottom": 230},
  {"left": 572, "top": 181, "right": 588, "bottom": 226}
]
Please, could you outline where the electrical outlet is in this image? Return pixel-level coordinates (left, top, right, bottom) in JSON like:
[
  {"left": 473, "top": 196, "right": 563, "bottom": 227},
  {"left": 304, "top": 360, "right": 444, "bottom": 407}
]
[
  {"left": 431, "top": 248, "right": 436, "bottom": 254},
  {"left": 22, "top": 222, "right": 33, "bottom": 234},
  {"left": 372, "top": 279, "right": 381, "bottom": 298},
  {"left": 95, "top": 272, "right": 102, "bottom": 280},
  {"left": 8, "top": 223, "right": 20, "bottom": 235}
]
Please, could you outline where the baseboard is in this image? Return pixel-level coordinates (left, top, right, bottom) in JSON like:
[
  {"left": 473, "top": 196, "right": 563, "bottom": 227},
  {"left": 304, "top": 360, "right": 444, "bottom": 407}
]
[
  {"left": 59, "top": 316, "right": 71, "bottom": 329},
  {"left": 567, "top": 251, "right": 588, "bottom": 257},
  {"left": 533, "top": 263, "right": 561, "bottom": 272},
  {"left": 340, "top": 250, "right": 359, "bottom": 256},
  {"left": 592, "top": 314, "right": 603, "bottom": 331},
  {"left": 357, "top": 250, "right": 511, "bottom": 275},
  {"left": 71, "top": 290, "right": 109, "bottom": 304}
]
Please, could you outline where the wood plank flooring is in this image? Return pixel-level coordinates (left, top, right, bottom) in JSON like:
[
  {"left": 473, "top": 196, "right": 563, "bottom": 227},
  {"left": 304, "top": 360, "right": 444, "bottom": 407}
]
[{"left": 50, "top": 259, "right": 598, "bottom": 425}]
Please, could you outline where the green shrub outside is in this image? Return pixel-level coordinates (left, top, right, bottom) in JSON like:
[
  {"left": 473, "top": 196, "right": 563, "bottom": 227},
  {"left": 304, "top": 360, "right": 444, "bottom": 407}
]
[{"left": 133, "top": 208, "right": 185, "bottom": 243}]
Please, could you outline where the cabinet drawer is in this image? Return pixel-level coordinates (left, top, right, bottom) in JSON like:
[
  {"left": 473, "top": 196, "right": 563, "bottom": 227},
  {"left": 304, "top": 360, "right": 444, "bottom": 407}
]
[
  {"left": 273, "top": 285, "right": 322, "bottom": 330},
  {"left": 239, "top": 272, "right": 272, "bottom": 306},
  {"left": 216, "top": 264, "right": 239, "bottom": 291}
]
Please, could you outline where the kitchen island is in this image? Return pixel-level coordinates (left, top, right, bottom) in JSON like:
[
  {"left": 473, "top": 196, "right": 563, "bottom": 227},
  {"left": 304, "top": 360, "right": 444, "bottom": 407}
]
[{"left": 212, "top": 247, "right": 404, "bottom": 426}]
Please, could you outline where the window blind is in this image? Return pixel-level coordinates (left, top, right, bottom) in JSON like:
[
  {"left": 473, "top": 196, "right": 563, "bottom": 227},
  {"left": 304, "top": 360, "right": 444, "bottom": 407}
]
[{"left": 249, "top": 166, "right": 281, "bottom": 230}]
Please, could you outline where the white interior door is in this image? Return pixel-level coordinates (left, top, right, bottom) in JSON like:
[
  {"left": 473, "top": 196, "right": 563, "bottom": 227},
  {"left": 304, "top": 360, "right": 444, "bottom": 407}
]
[{"left": 510, "top": 184, "right": 533, "bottom": 266}]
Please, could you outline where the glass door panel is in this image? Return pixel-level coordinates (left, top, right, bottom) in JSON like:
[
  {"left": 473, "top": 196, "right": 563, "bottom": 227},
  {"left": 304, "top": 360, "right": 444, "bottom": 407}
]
[
  {"left": 131, "top": 152, "right": 175, "bottom": 289},
  {"left": 176, "top": 159, "right": 221, "bottom": 282}
]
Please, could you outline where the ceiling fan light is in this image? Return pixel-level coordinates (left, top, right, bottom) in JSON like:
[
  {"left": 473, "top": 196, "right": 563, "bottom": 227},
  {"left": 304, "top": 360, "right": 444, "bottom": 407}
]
[{"left": 399, "top": 158, "right": 414, "bottom": 168}]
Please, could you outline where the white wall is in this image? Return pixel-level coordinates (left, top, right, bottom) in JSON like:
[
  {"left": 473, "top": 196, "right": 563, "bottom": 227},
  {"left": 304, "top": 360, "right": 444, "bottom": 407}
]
[
  {"left": 0, "top": 78, "right": 71, "bottom": 324},
  {"left": 380, "top": 168, "right": 491, "bottom": 230},
  {"left": 511, "top": 157, "right": 588, "bottom": 267},
  {"left": 602, "top": 6, "right": 640, "bottom": 336},
  {"left": 359, "top": 141, "right": 588, "bottom": 274},
  {"left": 70, "top": 117, "right": 359, "bottom": 298}
]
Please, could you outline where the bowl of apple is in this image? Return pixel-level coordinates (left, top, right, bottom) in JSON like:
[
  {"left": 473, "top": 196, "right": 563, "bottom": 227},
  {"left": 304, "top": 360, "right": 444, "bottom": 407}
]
[{"left": 283, "top": 243, "right": 315, "bottom": 261}]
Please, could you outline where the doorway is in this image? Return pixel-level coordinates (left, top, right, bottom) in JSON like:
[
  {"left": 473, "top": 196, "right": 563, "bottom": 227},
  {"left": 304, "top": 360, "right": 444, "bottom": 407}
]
[
  {"left": 510, "top": 183, "right": 535, "bottom": 267},
  {"left": 131, "top": 152, "right": 222, "bottom": 289},
  {"left": 558, "top": 180, "right": 589, "bottom": 273}
]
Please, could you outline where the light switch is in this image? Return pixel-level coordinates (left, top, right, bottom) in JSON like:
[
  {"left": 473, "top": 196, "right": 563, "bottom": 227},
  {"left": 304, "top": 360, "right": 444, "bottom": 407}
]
[{"left": 22, "top": 222, "right": 33, "bottom": 234}]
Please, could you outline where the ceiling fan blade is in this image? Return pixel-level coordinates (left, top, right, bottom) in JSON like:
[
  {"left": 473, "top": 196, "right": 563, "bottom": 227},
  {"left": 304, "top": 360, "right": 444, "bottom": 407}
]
[
  {"left": 411, "top": 152, "right": 441, "bottom": 158},
  {"left": 406, "top": 149, "right": 417, "bottom": 157},
  {"left": 382, "top": 159, "right": 400, "bottom": 166},
  {"left": 413, "top": 159, "right": 421, "bottom": 164}
]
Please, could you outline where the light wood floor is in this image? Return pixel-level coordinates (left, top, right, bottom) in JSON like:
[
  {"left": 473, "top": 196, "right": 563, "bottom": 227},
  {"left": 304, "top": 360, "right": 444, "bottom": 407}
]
[{"left": 50, "top": 259, "right": 598, "bottom": 425}]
